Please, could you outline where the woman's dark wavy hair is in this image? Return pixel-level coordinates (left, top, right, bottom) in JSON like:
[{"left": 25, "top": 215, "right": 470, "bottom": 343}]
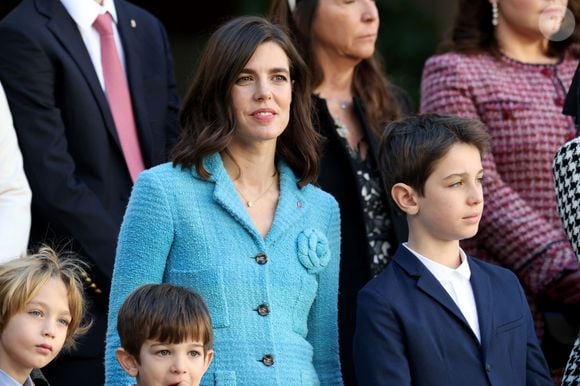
[
  {"left": 172, "top": 16, "right": 320, "bottom": 186},
  {"left": 269, "top": 0, "right": 403, "bottom": 137},
  {"left": 439, "top": 0, "right": 580, "bottom": 58}
]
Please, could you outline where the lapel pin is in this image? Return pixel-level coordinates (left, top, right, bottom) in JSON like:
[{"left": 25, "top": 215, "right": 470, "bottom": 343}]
[{"left": 130, "top": 19, "right": 137, "bottom": 28}]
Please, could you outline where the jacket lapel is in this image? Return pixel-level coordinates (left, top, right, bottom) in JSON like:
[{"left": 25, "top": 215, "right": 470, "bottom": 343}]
[
  {"left": 394, "top": 246, "right": 476, "bottom": 339},
  {"left": 469, "top": 258, "right": 493, "bottom": 350},
  {"left": 39, "top": 0, "right": 121, "bottom": 149},
  {"left": 265, "top": 161, "right": 307, "bottom": 245},
  {"left": 200, "top": 154, "right": 307, "bottom": 246}
]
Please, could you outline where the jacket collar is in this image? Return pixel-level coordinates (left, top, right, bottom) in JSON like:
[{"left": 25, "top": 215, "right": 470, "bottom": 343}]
[
  {"left": 195, "top": 153, "right": 309, "bottom": 245},
  {"left": 393, "top": 245, "right": 488, "bottom": 345}
]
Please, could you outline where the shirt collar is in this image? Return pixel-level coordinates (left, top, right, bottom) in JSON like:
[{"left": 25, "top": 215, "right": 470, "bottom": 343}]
[
  {"left": 60, "top": 0, "right": 118, "bottom": 30},
  {"left": 403, "top": 243, "right": 471, "bottom": 282},
  {"left": 0, "top": 370, "right": 34, "bottom": 386}
]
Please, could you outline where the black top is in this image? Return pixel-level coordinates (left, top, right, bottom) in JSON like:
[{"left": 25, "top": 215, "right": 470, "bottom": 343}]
[{"left": 313, "top": 88, "right": 412, "bottom": 385}]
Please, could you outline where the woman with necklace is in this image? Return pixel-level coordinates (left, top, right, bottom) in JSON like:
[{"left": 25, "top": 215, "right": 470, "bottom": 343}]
[
  {"left": 104, "top": 16, "right": 342, "bottom": 385},
  {"left": 420, "top": 0, "right": 580, "bottom": 382},
  {"left": 269, "top": 1, "right": 412, "bottom": 382}
]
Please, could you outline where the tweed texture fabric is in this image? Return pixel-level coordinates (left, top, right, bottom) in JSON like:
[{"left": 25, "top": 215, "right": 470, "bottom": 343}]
[
  {"left": 104, "top": 153, "right": 342, "bottom": 385},
  {"left": 421, "top": 51, "right": 580, "bottom": 339}
]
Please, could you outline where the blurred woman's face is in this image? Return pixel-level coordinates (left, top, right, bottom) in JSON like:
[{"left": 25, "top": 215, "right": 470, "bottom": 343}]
[
  {"left": 311, "top": 0, "right": 379, "bottom": 63},
  {"left": 494, "top": 0, "right": 568, "bottom": 41}
]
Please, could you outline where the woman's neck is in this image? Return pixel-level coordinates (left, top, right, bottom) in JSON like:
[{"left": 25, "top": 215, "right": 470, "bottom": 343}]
[
  {"left": 222, "top": 146, "right": 277, "bottom": 187},
  {"left": 496, "top": 26, "right": 556, "bottom": 64}
]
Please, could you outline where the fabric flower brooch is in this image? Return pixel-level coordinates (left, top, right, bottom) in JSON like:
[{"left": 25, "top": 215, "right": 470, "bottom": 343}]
[{"left": 297, "top": 229, "right": 330, "bottom": 274}]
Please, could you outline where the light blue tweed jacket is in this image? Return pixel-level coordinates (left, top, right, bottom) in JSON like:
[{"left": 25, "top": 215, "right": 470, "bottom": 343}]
[{"left": 105, "top": 153, "right": 342, "bottom": 386}]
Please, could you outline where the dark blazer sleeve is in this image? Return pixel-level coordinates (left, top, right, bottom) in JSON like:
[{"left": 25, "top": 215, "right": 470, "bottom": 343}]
[
  {"left": 353, "top": 283, "right": 411, "bottom": 385},
  {"left": 0, "top": 25, "right": 119, "bottom": 284}
]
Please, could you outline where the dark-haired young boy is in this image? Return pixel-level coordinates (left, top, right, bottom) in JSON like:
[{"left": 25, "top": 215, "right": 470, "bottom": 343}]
[
  {"left": 112, "top": 284, "right": 214, "bottom": 386},
  {"left": 353, "top": 114, "right": 552, "bottom": 386}
]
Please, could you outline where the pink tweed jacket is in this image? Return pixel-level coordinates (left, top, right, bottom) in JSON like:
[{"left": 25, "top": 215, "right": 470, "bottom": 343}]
[{"left": 420, "top": 51, "right": 579, "bottom": 338}]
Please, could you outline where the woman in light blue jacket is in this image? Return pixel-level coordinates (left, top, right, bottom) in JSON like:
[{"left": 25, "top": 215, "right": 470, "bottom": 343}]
[{"left": 105, "top": 16, "right": 342, "bottom": 386}]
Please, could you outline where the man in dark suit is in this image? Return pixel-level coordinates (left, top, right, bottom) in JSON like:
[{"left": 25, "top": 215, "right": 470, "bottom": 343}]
[{"left": 0, "top": 0, "right": 180, "bottom": 384}]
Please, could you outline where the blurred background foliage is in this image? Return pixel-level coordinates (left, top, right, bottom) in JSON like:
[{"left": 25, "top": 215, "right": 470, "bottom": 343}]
[{"left": 1, "top": 0, "right": 456, "bottom": 107}]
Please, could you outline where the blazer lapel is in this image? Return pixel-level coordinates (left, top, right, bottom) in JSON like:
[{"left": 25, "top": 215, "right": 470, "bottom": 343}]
[
  {"left": 201, "top": 154, "right": 307, "bottom": 246},
  {"left": 469, "top": 258, "right": 493, "bottom": 350},
  {"left": 265, "top": 161, "right": 307, "bottom": 245},
  {"left": 203, "top": 154, "right": 265, "bottom": 245},
  {"left": 114, "top": 0, "right": 154, "bottom": 166},
  {"left": 40, "top": 0, "right": 121, "bottom": 148},
  {"left": 395, "top": 246, "right": 474, "bottom": 336}
]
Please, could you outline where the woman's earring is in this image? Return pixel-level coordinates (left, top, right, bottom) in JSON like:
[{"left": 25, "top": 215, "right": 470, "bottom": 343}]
[{"left": 492, "top": 2, "right": 498, "bottom": 26}]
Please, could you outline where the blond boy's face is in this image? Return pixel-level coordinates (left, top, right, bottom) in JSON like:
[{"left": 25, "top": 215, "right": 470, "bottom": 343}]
[
  {"left": 117, "top": 339, "right": 213, "bottom": 386},
  {"left": 0, "top": 278, "right": 71, "bottom": 383},
  {"left": 413, "top": 143, "right": 484, "bottom": 243}
]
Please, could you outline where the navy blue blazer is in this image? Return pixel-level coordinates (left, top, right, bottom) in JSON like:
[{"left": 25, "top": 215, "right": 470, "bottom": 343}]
[
  {"left": 0, "top": 0, "right": 179, "bottom": 365},
  {"left": 353, "top": 246, "right": 552, "bottom": 386}
]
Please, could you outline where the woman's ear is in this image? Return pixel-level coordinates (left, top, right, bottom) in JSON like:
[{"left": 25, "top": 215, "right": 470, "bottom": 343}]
[
  {"left": 116, "top": 347, "right": 139, "bottom": 377},
  {"left": 391, "top": 183, "right": 419, "bottom": 215}
]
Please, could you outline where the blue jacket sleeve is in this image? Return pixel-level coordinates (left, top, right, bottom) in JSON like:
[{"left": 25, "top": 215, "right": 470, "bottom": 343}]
[
  {"left": 104, "top": 170, "right": 175, "bottom": 385},
  {"left": 308, "top": 197, "right": 343, "bottom": 385},
  {"left": 353, "top": 282, "right": 411, "bottom": 385}
]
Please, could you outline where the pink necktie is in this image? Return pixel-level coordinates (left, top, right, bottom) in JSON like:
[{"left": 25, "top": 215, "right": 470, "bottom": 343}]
[{"left": 93, "top": 12, "right": 144, "bottom": 182}]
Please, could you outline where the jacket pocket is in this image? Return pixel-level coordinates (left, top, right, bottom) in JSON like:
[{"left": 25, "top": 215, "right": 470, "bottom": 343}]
[
  {"left": 213, "top": 370, "right": 236, "bottom": 385},
  {"left": 495, "top": 315, "right": 524, "bottom": 334},
  {"left": 166, "top": 268, "right": 230, "bottom": 328}
]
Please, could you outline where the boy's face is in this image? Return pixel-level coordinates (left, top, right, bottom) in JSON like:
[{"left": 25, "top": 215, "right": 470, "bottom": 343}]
[
  {"left": 117, "top": 338, "right": 213, "bottom": 386},
  {"left": 0, "top": 278, "right": 71, "bottom": 382},
  {"left": 413, "top": 143, "right": 484, "bottom": 244}
]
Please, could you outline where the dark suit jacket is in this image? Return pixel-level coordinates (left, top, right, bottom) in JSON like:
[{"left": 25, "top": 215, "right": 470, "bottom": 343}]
[
  {"left": 353, "top": 246, "right": 552, "bottom": 386},
  {"left": 314, "top": 91, "right": 410, "bottom": 385},
  {"left": 0, "top": 0, "right": 179, "bottom": 361}
]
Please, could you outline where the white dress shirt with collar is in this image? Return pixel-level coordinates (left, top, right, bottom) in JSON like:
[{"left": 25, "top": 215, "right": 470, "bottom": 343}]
[
  {"left": 60, "top": 0, "right": 126, "bottom": 90},
  {"left": 0, "top": 369, "right": 34, "bottom": 386},
  {"left": 404, "top": 243, "right": 481, "bottom": 342}
]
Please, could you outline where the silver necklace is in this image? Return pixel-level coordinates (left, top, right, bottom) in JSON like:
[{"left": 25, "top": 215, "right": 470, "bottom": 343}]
[{"left": 235, "top": 172, "right": 278, "bottom": 207}]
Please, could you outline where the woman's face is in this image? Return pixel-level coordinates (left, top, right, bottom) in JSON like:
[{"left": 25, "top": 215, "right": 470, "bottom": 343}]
[
  {"left": 230, "top": 41, "right": 293, "bottom": 148},
  {"left": 311, "top": 0, "right": 379, "bottom": 63},
  {"left": 495, "top": 0, "right": 568, "bottom": 41}
]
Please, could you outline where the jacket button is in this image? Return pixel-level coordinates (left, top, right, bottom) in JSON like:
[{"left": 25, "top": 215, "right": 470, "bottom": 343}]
[
  {"left": 486, "top": 363, "right": 492, "bottom": 372},
  {"left": 257, "top": 304, "right": 270, "bottom": 316},
  {"left": 260, "top": 354, "right": 275, "bottom": 366},
  {"left": 255, "top": 253, "right": 268, "bottom": 265}
]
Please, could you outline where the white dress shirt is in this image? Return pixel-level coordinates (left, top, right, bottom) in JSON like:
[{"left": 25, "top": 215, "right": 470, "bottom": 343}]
[
  {"left": 0, "top": 82, "right": 31, "bottom": 262},
  {"left": 404, "top": 243, "right": 481, "bottom": 341},
  {"left": 0, "top": 369, "right": 34, "bottom": 386},
  {"left": 60, "top": 0, "right": 125, "bottom": 90}
]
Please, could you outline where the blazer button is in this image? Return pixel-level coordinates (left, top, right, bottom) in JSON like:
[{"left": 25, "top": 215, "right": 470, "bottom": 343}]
[
  {"left": 260, "top": 354, "right": 275, "bottom": 366},
  {"left": 255, "top": 253, "right": 268, "bottom": 265},
  {"left": 257, "top": 304, "right": 270, "bottom": 316},
  {"left": 485, "top": 363, "right": 492, "bottom": 372}
]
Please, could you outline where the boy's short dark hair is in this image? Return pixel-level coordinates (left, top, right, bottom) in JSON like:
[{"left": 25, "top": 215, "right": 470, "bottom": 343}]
[
  {"left": 117, "top": 284, "right": 213, "bottom": 361},
  {"left": 379, "top": 113, "right": 490, "bottom": 197}
]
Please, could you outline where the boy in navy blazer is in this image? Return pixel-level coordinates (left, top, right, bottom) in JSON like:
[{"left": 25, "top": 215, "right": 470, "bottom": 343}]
[{"left": 353, "top": 114, "right": 552, "bottom": 386}]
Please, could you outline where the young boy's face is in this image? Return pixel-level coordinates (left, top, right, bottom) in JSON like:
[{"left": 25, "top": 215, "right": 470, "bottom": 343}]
[
  {"left": 117, "top": 338, "right": 213, "bottom": 386},
  {"left": 413, "top": 143, "right": 484, "bottom": 243},
  {"left": 0, "top": 278, "right": 71, "bottom": 382}
]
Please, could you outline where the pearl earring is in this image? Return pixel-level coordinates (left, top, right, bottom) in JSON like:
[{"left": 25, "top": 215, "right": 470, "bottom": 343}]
[{"left": 492, "top": 2, "right": 498, "bottom": 26}]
